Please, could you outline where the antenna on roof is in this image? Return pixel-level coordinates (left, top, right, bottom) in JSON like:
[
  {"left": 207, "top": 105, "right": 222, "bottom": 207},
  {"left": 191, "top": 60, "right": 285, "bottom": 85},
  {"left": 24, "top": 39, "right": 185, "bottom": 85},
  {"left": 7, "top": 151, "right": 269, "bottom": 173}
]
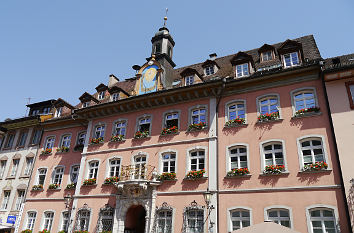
[
  {"left": 163, "top": 8, "right": 168, "bottom": 27},
  {"left": 25, "top": 97, "right": 33, "bottom": 117}
]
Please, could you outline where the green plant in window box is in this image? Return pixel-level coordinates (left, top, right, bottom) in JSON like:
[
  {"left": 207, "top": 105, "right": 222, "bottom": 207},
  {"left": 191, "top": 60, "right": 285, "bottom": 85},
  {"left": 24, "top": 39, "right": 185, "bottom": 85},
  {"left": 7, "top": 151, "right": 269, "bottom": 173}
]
[
  {"left": 32, "top": 184, "right": 43, "bottom": 191},
  {"left": 48, "top": 183, "right": 60, "bottom": 190},
  {"left": 57, "top": 231, "right": 66, "bottom": 233},
  {"left": 187, "top": 122, "right": 206, "bottom": 131},
  {"left": 39, "top": 229, "right": 50, "bottom": 233},
  {"left": 83, "top": 178, "right": 96, "bottom": 185},
  {"left": 110, "top": 134, "right": 124, "bottom": 142},
  {"left": 134, "top": 131, "right": 149, "bottom": 139},
  {"left": 227, "top": 168, "right": 250, "bottom": 177},
  {"left": 263, "top": 165, "right": 285, "bottom": 174},
  {"left": 56, "top": 146, "right": 69, "bottom": 153},
  {"left": 73, "top": 231, "right": 89, "bottom": 233},
  {"left": 21, "top": 229, "right": 32, "bottom": 233},
  {"left": 66, "top": 183, "right": 76, "bottom": 189},
  {"left": 294, "top": 107, "right": 320, "bottom": 117},
  {"left": 257, "top": 111, "right": 279, "bottom": 122},
  {"left": 185, "top": 169, "right": 205, "bottom": 179},
  {"left": 303, "top": 161, "right": 328, "bottom": 171},
  {"left": 104, "top": 176, "right": 119, "bottom": 184},
  {"left": 41, "top": 148, "right": 52, "bottom": 155},
  {"left": 161, "top": 126, "right": 178, "bottom": 135},
  {"left": 99, "top": 231, "right": 112, "bottom": 233},
  {"left": 158, "top": 172, "right": 177, "bottom": 181},
  {"left": 225, "top": 117, "right": 246, "bottom": 127},
  {"left": 90, "top": 137, "right": 103, "bottom": 144}
]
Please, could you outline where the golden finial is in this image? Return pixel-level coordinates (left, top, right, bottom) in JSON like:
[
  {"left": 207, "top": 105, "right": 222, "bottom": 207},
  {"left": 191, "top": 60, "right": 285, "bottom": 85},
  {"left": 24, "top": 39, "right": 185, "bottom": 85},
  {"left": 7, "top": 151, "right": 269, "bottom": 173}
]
[{"left": 163, "top": 8, "right": 168, "bottom": 27}]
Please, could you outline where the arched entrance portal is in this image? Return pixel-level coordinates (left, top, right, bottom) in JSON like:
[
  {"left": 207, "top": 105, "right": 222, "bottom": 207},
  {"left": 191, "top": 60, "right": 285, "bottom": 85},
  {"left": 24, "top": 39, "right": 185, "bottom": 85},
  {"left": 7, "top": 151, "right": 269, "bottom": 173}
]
[{"left": 124, "top": 205, "right": 146, "bottom": 233}]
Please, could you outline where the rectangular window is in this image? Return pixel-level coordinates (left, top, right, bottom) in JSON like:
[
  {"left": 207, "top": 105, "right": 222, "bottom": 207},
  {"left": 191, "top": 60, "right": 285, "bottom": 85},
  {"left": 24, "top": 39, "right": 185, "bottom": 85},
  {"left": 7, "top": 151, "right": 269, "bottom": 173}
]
[
  {"left": 294, "top": 91, "right": 316, "bottom": 111},
  {"left": 15, "top": 190, "right": 25, "bottom": 211},
  {"left": 98, "top": 91, "right": 105, "bottom": 100},
  {"left": 205, "top": 66, "right": 215, "bottom": 76},
  {"left": 61, "top": 212, "right": 70, "bottom": 232},
  {"left": 88, "top": 161, "right": 99, "bottom": 179},
  {"left": 230, "top": 147, "right": 247, "bottom": 170},
  {"left": 17, "top": 131, "right": 28, "bottom": 147},
  {"left": 301, "top": 138, "right": 325, "bottom": 166},
  {"left": 165, "top": 113, "right": 179, "bottom": 128},
  {"left": 0, "top": 160, "right": 7, "bottom": 178},
  {"left": 231, "top": 210, "right": 250, "bottom": 230},
  {"left": 263, "top": 143, "right": 284, "bottom": 166},
  {"left": 77, "top": 210, "right": 90, "bottom": 231},
  {"left": 236, "top": 63, "right": 249, "bottom": 77},
  {"left": 191, "top": 109, "right": 206, "bottom": 124},
  {"left": 162, "top": 153, "right": 176, "bottom": 173},
  {"left": 157, "top": 210, "right": 172, "bottom": 233},
  {"left": 111, "top": 93, "right": 119, "bottom": 101},
  {"left": 42, "top": 107, "right": 51, "bottom": 114},
  {"left": 45, "top": 137, "right": 55, "bottom": 149},
  {"left": 138, "top": 118, "right": 151, "bottom": 134},
  {"left": 77, "top": 132, "right": 86, "bottom": 146},
  {"left": 267, "top": 209, "right": 291, "bottom": 228},
  {"left": 55, "top": 107, "right": 62, "bottom": 117},
  {"left": 31, "top": 129, "right": 42, "bottom": 145},
  {"left": 43, "top": 212, "right": 54, "bottom": 231},
  {"left": 24, "top": 157, "right": 34, "bottom": 176},
  {"left": 259, "top": 96, "right": 279, "bottom": 115},
  {"left": 186, "top": 209, "right": 203, "bottom": 233},
  {"left": 26, "top": 212, "right": 37, "bottom": 230},
  {"left": 53, "top": 167, "right": 64, "bottom": 185},
  {"left": 1, "top": 191, "right": 10, "bottom": 209},
  {"left": 283, "top": 52, "right": 300, "bottom": 67},
  {"left": 82, "top": 102, "right": 90, "bottom": 108},
  {"left": 114, "top": 121, "right": 126, "bottom": 136},
  {"left": 31, "top": 109, "right": 40, "bottom": 116},
  {"left": 60, "top": 135, "right": 71, "bottom": 148},
  {"left": 185, "top": 76, "right": 194, "bottom": 86},
  {"left": 37, "top": 168, "right": 47, "bottom": 185},
  {"left": 190, "top": 151, "right": 205, "bottom": 171},
  {"left": 310, "top": 208, "right": 336, "bottom": 233},
  {"left": 109, "top": 159, "right": 121, "bottom": 177},
  {"left": 100, "top": 209, "right": 114, "bottom": 232},
  {"left": 345, "top": 81, "right": 354, "bottom": 109},
  {"left": 134, "top": 156, "right": 146, "bottom": 179},
  {"left": 70, "top": 165, "right": 80, "bottom": 183},
  {"left": 4, "top": 133, "right": 15, "bottom": 149},
  {"left": 10, "top": 159, "right": 20, "bottom": 177},
  {"left": 262, "top": 51, "right": 273, "bottom": 61}
]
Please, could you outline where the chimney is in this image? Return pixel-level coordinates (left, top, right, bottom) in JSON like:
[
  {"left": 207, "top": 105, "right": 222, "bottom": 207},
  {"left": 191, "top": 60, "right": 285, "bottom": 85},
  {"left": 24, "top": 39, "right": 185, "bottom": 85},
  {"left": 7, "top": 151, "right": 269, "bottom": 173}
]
[
  {"left": 209, "top": 53, "right": 217, "bottom": 60},
  {"left": 108, "top": 74, "right": 119, "bottom": 88}
]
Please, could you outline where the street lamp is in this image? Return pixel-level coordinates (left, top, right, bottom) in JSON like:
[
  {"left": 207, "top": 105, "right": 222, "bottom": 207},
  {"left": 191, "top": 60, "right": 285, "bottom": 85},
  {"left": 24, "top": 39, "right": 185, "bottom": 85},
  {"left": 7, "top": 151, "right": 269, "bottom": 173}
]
[
  {"left": 64, "top": 194, "right": 72, "bottom": 209},
  {"left": 203, "top": 188, "right": 212, "bottom": 207}
]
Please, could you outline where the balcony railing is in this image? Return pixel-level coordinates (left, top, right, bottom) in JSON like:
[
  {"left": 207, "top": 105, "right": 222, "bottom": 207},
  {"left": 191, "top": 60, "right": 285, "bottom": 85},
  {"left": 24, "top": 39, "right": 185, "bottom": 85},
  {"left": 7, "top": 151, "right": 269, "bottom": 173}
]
[{"left": 119, "top": 165, "right": 156, "bottom": 182}]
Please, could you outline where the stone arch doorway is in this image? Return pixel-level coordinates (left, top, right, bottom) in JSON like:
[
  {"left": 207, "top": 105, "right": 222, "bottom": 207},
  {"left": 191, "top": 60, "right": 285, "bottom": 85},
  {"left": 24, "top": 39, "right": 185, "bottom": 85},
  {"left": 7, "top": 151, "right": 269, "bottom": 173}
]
[{"left": 124, "top": 205, "right": 146, "bottom": 233}]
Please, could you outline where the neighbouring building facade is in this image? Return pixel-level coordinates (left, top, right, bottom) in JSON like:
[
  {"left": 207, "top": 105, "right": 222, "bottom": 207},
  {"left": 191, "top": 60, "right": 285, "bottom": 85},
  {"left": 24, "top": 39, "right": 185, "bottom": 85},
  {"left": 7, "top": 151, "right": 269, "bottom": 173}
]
[
  {"left": 323, "top": 54, "right": 354, "bottom": 231},
  {"left": 5, "top": 25, "right": 351, "bottom": 233},
  {"left": 0, "top": 100, "right": 54, "bottom": 233}
]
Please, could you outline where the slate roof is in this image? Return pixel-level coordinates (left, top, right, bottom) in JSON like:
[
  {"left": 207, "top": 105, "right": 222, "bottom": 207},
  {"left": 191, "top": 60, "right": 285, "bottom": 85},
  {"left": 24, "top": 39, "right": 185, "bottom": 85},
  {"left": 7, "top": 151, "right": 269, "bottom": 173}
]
[{"left": 324, "top": 53, "right": 354, "bottom": 71}]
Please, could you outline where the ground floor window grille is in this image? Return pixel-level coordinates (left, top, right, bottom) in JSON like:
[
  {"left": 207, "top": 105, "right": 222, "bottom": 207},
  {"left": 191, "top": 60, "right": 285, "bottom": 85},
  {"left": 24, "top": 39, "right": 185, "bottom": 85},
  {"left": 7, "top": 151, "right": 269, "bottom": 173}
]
[{"left": 96, "top": 204, "right": 114, "bottom": 232}]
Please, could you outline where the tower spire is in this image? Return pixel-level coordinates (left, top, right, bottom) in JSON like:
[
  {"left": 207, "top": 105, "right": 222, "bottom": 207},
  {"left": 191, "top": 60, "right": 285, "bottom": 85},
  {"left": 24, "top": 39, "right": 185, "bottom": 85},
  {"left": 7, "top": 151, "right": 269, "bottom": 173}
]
[{"left": 163, "top": 8, "right": 168, "bottom": 27}]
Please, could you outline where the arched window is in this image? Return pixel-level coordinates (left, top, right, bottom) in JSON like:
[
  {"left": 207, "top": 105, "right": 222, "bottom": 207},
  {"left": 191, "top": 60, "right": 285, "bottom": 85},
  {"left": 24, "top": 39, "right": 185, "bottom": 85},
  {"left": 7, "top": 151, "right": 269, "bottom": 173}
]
[
  {"left": 42, "top": 211, "right": 54, "bottom": 231},
  {"left": 293, "top": 90, "right": 317, "bottom": 111},
  {"left": 113, "top": 121, "right": 127, "bottom": 137},
  {"left": 60, "top": 134, "right": 71, "bottom": 148},
  {"left": 259, "top": 96, "right": 279, "bottom": 115},
  {"left": 300, "top": 137, "right": 326, "bottom": 166},
  {"left": 155, "top": 202, "right": 173, "bottom": 233},
  {"left": 227, "top": 101, "right": 246, "bottom": 121},
  {"left": 138, "top": 116, "right": 151, "bottom": 134},
  {"left": 88, "top": 161, "right": 99, "bottom": 179},
  {"left": 52, "top": 166, "right": 64, "bottom": 185},
  {"left": 45, "top": 137, "right": 55, "bottom": 149},
  {"left": 189, "top": 150, "right": 205, "bottom": 171},
  {"left": 161, "top": 152, "right": 176, "bottom": 173},
  {"left": 97, "top": 204, "right": 114, "bottom": 232},
  {"left": 25, "top": 211, "right": 37, "bottom": 231},
  {"left": 134, "top": 155, "right": 146, "bottom": 179},
  {"left": 309, "top": 208, "right": 337, "bottom": 233},
  {"left": 94, "top": 125, "right": 105, "bottom": 139},
  {"left": 229, "top": 146, "right": 248, "bottom": 170},
  {"left": 266, "top": 208, "right": 291, "bottom": 228},
  {"left": 230, "top": 209, "right": 251, "bottom": 230},
  {"left": 108, "top": 158, "right": 121, "bottom": 177},
  {"left": 262, "top": 142, "right": 284, "bottom": 167},
  {"left": 183, "top": 201, "right": 204, "bottom": 233}
]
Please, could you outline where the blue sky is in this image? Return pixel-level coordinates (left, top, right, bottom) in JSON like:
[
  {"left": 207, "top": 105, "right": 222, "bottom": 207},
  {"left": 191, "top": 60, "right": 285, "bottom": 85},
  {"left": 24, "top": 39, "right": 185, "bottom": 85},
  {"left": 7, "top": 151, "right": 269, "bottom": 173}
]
[{"left": 0, "top": 0, "right": 353, "bottom": 121}]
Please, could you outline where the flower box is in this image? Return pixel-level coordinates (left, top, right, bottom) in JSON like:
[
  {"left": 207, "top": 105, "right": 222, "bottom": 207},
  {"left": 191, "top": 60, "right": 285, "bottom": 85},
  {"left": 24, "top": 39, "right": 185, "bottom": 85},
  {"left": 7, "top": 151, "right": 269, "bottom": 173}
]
[
  {"left": 161, "top": 126, "right": 178, "bottom": 136},
  {"left": 56, "top": 146, "right": 70, "bottom": 153},
  {"left": 39, "top": 229, "right": 50, "bottom": 233},
  {"left": 110, "top": 134, "right": 125, "bottom": 142},
  {"left": 100, "top": 231, "right": 112, "bottom": 233},
  {"left": 294, "top": 107, "right": 320, "bottom": 117},
  {"left": 32, "top": 184, "right": 43, "bottom": 191},
  {"left": 263, "top": 165, "right": 285, "bottom": 175},
  {"left": 83, "top": 178, "right": 96, "bottom": 186},
  {"left": 185, "top": 170, "right": 205, "bottom": 180},
  {"left": 187, "top": 122, "right": 207, "bottom": 131},
  {"left": 227, "top": 168, "right": 250, "bottom": 177},
  {"left": 90, "top": 137, "right": 104, "bottom": 144},
  {"left": 134, "top": 131, "right": 149, "bottom": 139},
  {"left": 257, "top": 111, "right": 280, "bottom": 122},
  {"left": 225, "top": 118, "right": 246, "bottom": 127},
  {"left": 58, "top": 231, "right": 66, "bottom": 233},
  {"left": 21, "top": 229, "right": 32, "bottom": 233},
  {"left": 41, "top": 148, "right": 52, "bottom": 155},
  {"left": 66, "top": 183, "right": 76, "bottom": 189},
  {"left": 303, "top": 161, "right": 328, "bottom": 172},
  {"left": 73, "top": 231, "right": 89, "bottom": 233},
  {"left": 48, "top": 183, "right": 60, "bottom": 190},
  {"left": 104, "top": 176, "right": 119, "bottom": 184},
  {"left": 158, "top": 172, "right": 177, "bottom": 181},
  {"left": 74, "top": 144, "right": 84, "bottom": 152}
]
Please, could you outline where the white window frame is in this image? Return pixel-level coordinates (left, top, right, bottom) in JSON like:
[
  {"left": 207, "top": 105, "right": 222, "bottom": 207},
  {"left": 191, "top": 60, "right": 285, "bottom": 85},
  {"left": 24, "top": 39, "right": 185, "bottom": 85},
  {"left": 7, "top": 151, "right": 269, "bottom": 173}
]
[
  {"left": 156, "top": 208, "right": 174, "bottom": 233},
  {"left": 227, "top": 143, "right": 249, "bottom": 172},
  {"left": 108, "top": 158, "right": 121, "bottom": 177},
  {"left": 42, "top": 107, "right": 51, "bottom": 114},
  {"left": 189, "top": 105, "right": 208, "bottom": 125},
  {"left": 93, "top": 124, "right": 105, "bottom": 139},
  {"left": 283, "top": 51, "right": 300, "bottom": 68},
  {"left": 262, "top": 51, "right": 273, "bottom": 62},
  {"left": 55, "top": 107, "right": 62, "bottom": 117},
  {"left": 42, "top": 211, "right": 55, "bottom": 231},
  {"left": 60, "top": 211, "right": 70, "bottom": 232},
  {"left": 82, "top": 101, "right": 90, "bottom": 108},
  {"left": 228, "top": 207, "right": 252, "bottom": 231},
  {"left": 60, "top": 134, "right": 71, "bottom": 148},
  {"left": 256, "top": 93, "right": 281, "bottom": 118},
  {"left": 111, "top": 92, "right": 119, "bottom": 102},
  {"left": 186, "top": 147, "right": 207, "bottom": 175},
  {"left": 87, "top": 160, "right": 99, "bottom": 179},
  {"left": 306, "top": 205, "right": 339, "bottom": 233},
  {"left": 225, "top": 100, "right": 247, "bottom": 123},
  {"left": 185, "top": 208, "right": 204, "bottom": 233},
  {"left": 69, "top": 164, "right": 80, "bottom": 184},
  {"left": 98, "top": 91, "right": 105, "bottom": 100},
  {"left": 161, "top": 152, "right": 177, "bottom": 174},
  {"left": 25, "top": 211, "right": 37, "bottom": 231},
  {"left": 52, "top": 166, "right": 65, "bottom": 185},
  {"left": 290, "top": 87, "right": 318, "bottom": 115},
  {"left": 0, "top": 160, "right": 7, "bottom": 178},
  {"left": 259, "top": 140, "right": 288, "bottom": 172},
  {"left": 24, "top": 157, "right": 34, "bottom": 176},
  {"left": 264, "top": 206, "right": 293, "bottom": 229},
  {"left": 10, "top": 158, "right": 20, "bottom": 177},
  {"left": 204, "top": 65, "right": 215, "bottom": 76},
  {"left": 185, "top": 75, "right": 194, "bottom": 86},
  {"left": 15, "top": 189, "right": 25, "bottom": 211},
  {"left": 236, "top": 63, "right": 249, "bottom": 78},
  {"left": 76, "top": 131, "right": 86, "bottom": 146},
  {"left": 164, "top": 112, "right": 179, "bottom": 129},
  {"left": 113, "top": 119, "right": 127, "bottom": 137},
  {"left": 296, "top": 135, "right": 330, "bottom": 170},
  {"left": 76, "top": 209, "right": 91, "bottom": 231},
  {"left": 37, "top": 167, "right": 48, "bottom": 185},
  {"left": 137, "top": 115, "right": 152, "bottom": 134},
  {"left": 44, "top": 136, "right": 55, "bottom": 150},
  {"left": 133, "top": 154, "right": 147, "bottom": 179},
  {"left": 1, "top": 191, "right": 11, "bottom": 209}
]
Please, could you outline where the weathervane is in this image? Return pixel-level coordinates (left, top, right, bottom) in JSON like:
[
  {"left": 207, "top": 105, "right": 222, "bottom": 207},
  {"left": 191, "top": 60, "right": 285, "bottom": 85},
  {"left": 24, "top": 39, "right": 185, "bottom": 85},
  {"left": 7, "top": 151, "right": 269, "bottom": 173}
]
[{"left": 163, "top": 8, "right": 168, "bottom": 27}]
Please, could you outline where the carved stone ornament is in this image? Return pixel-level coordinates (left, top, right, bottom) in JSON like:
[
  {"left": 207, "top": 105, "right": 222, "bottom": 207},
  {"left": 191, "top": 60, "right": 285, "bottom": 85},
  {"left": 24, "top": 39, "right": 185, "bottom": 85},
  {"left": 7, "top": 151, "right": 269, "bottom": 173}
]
[{"left": 117, "top": 183, "right": 149, "bottom": 198}]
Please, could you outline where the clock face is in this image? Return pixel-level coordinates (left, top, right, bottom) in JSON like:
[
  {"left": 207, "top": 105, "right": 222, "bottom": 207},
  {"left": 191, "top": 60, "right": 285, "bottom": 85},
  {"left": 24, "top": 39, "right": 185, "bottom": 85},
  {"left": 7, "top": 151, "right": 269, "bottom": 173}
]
[{"left": 139, "top": 65, "right": 158, "bottom": 95}]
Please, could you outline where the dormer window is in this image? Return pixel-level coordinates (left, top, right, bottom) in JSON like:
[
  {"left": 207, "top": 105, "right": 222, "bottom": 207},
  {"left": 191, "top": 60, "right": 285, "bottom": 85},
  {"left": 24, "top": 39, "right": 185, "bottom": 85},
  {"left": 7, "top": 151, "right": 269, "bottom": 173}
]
[
  {"left": 82, "top": 102, "right": 90, "bottom": 108},
  {"left": 262, "top": 51, "right": 273, "bottom": 62},
  {"left": 185, "top": 76, "right": 194, "bottom": 86},
  {"left": 98, "top": 91, "right": 105, "bottom": 100},
  {"left": 111, "top": 93, "right": 119, "bottom": 102},
  {"left": 205, "top": 66, "right": 215, "bottom": 76},
  {"left": 54, "top": 107, "right": 62, "bottom": 118},
  {"left": 283, "top": 52, "right": 300, "bottom": 68},
  {"left": 31, "top": 110, "right": 40, "bottom": 116},
  {"left": 43, "top": 107, "right": 51, "bottom": 114},
  {"left": 236, "top": 63, "right": 249, "bottom": 77}
]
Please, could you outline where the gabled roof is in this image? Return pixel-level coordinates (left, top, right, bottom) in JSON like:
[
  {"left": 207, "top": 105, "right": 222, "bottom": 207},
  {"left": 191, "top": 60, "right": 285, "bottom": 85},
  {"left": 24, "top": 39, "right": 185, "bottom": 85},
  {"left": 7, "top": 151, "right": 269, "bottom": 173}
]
[
  {"left": 201, "top": 59, "right": 220, "bottom": 69},
  {"left": 108, "top": 86, "right": 130, "bottom": 96},
  {"left": 278, "top": 39, "right": 302, "bottom": 54},
  {"left": 53, "top": 98, "right": 75, "bottom": 109},
  {"left": 79, "top": 92, "right": 99, "bottom": 103},
  {"left": 95, "top": 83, "right": 108, "bottom": 92},
  {"left": 230, "top": 51, "right": 254, "bottom": 65},
  {"left": 180, "top": 68, "right": 203, "bottom": 79},
  {"left": 258, "top": 44, "right": 276, "bottom": 53},
  {"left": 324, "top": 53, "right": 354, "bottom": 71}
]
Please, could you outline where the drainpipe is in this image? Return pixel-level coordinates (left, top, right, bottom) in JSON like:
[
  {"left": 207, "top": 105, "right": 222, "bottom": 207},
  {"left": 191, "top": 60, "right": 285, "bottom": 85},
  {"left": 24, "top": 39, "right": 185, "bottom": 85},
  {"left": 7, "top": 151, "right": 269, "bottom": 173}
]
[{"left": 321, "top": 70, "right": 353, "bottom": 233}]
